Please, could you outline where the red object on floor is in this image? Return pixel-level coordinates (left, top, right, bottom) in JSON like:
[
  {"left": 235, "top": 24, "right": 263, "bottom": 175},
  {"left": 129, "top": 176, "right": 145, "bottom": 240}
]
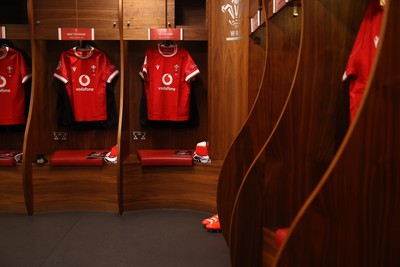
[
  {"left": 137, "top": 149, "right": 193, "bottom": 166},
  {"left": 50, "top": 150, "right": 105, "bottom": 167},
  {"left": 274, "top": 228, "right": 290, "bottom": 247},
  {"left": 205, "top": 219, "right": 221, "bottom": 232},
  {"left": 202, "top": 214, "right": 219, "bottom": 226}
]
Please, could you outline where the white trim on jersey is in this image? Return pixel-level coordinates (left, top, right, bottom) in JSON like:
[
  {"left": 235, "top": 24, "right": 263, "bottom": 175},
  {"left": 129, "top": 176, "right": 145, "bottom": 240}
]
[
  {"left": 185, "top": 69, "right": 200, "bottom": 82},
  {"left": 107, "top": 70, "right": 120, "bottom": 83},
  {"left": 54, "top": 73, "right": 68, "bottom": 84},
  {"left": 139, "top": 68, "right": 148, "bottom": 81},
  {"left": 342, "top": 71, "right": 348, "bottom": 81},
  {"left": 22, "top": 73, "right": 32, "bottom": 84}
]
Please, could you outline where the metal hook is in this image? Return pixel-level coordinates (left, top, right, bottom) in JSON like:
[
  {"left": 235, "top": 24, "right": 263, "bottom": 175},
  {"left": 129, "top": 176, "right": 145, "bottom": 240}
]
[{"left": 293, "top": 4, "right": 299, "bottom": 17}]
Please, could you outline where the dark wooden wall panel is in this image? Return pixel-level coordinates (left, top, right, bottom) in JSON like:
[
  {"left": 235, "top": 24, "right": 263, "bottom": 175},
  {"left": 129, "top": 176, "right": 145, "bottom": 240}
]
[
  {"left": 33, "top": 0, "right": 119, "bottom": 40},
  {"left": 276, "top": 0, "right": 400, "bottom": 266},
  {"left": 208, "top": 0, "right": 250, "bottom": 160},
  {"left": 218, "top": 3, "right": 301, "bottom": 245},
  {"left": 0, "top": 1, "right": 29, "bottom": 24},
  {"left": 228, "top": 0, "right": 367, "bottom": 266}
]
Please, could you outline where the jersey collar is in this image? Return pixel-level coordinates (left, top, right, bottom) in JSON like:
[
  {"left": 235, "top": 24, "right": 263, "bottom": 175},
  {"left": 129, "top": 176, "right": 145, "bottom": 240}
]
[
  {"left": 73, "top": 45, "right": 94, "bottom": 59},
  {"left": 158, "top": 44, "right": 178, "bottom": 57}
]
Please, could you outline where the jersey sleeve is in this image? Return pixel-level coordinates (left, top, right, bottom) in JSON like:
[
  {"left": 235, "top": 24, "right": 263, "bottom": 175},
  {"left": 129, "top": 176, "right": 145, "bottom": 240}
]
[
  {"left": 184, "top": 52, "right": 200, "bottom": 82},
  {"left": 139, "top": 53, "right": 149, "bottom": 82},
  {"left": 54, "top": 53, "right": 69, "bottom": 84},
  {"left": 17, "top": 52, "right": 32, "bottom": 84},
  {"left": 103, "top": 53, "right": 119, "bottom": 83}
]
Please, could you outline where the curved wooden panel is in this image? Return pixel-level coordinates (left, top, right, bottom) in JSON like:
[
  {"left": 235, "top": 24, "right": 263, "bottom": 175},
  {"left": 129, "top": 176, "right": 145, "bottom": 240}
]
[
  {"left": 275, "top": 1, "right": 400, "bottom": 266},
  {"left": 229, "top": 0, "right": 367, "bottom": 266},
  {"left": 217, "top": 3, "right": 301, "bottom": 242}
]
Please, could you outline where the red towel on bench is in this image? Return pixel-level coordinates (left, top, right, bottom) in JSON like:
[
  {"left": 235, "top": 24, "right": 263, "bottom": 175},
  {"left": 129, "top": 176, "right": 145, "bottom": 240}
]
[{"left": 50, "top": 150, "right": 106, "bottom": 167}]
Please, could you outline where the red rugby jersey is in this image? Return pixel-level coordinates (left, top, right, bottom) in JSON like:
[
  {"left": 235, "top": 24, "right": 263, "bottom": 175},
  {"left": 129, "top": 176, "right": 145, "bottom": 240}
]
[
  {"left": 0, "top": 46, "right": 31, "bottom": 125},
  {"left": 342, "top": 0, "right": 383, "bottom": 123},
  {"left": 54, "top": 46, "right": 119, "bottom": 122},
  {"left": 140, "top": 44, "right": 200, "bottom": 121}
]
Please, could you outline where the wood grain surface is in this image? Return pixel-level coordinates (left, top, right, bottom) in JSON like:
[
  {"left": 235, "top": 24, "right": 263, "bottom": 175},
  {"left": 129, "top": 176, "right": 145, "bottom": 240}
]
[
  {"left": 123, "top": 155, "right": 222, "bottom": 213},
  {"left": 228, "top": 0, "right": 367, "bottom": 266},
  {"left": 208, "top": 0, "right": 250, "bottom": 160},
  {"left": 275, "top": 0, "right": 400, "bottom": 266},
  {"left": 217, "top": 1, "right": 301, "bottom": 244}
]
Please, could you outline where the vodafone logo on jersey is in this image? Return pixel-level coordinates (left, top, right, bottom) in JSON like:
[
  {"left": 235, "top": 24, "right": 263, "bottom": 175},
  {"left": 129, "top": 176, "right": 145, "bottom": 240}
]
[
  {"left": 76, "top": 74, "right": 94, "bottom": 92},
  {"left": 0, "top": 76, "right": 6, "bottom": 87},
  {"left": 162, "top": 74, "right": 173, "bottom": 86},
  {"left": 79, "top": 74, "right": 91, "bottom": 86},
  {"left": 158, "top": 73, "right": 176, "bottom": 91},
  {"left": 0, "top": 76, "right": 10, "bottom": 93}
]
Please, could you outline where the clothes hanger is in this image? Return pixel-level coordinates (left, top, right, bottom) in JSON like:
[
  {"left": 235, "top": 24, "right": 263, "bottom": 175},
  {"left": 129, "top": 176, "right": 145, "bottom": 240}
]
[
  {"left": 0, "top": 44, "right": 9, "bottom": 59},
  {"left": 0, "top": 40, "right": 12, "bottom": 50},
  {"left": 160, "top": 40, "right": 176, "bottom": 47},
  {"left": 75, "top": 40, "right": 94, "bottom": 52},
  {"left": 73, "top": 41, "right": 94, "bottom": 59}
]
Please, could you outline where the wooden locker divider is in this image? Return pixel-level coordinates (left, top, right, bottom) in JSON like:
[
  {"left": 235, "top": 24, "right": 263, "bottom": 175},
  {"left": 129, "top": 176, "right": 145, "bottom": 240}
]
[
  {"left": 275, "top": 0, "right": 400, "bottom": 266},
  {"left": 117, "top": 0, "right": 125, "bottom": 214},
  {"left": 217, "top": 1, "right": 301, "bottom": 243},
  {"left": 227, "top": 0, "right": 369, "bottom": 266},
  {"left": 0, "top": 1, "right": 31, "bottom": 214}
]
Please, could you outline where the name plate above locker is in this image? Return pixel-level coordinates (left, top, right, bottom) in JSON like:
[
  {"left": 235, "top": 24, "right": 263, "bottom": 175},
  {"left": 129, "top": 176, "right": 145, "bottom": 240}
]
[
  {"left": 148, "top": 28, "right": 184, "bottom": 41},
  {"left": 58, "top": 28, "right": 95, "bottom": 41}
]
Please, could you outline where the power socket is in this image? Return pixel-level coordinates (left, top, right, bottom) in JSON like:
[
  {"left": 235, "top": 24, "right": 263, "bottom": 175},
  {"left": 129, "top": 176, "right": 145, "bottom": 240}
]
[
  {"left": 53, "top": 132, "right": 67, "bottom": 141},
  {"left": 132, "top": 131, "right": 146, "bottom": 140}
]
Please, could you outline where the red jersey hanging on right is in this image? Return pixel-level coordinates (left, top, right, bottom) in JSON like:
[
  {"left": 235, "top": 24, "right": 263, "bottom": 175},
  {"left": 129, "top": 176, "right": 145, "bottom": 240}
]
[
  {"left": 342, "top": 0, "right": 383, "bottom": 123},
  {"left": 139, "top": 44, "right": 200, "bottom": 121}
]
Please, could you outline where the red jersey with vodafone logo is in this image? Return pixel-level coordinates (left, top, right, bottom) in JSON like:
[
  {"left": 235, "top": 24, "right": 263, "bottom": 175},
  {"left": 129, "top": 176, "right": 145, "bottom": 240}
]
[
  {"left": 0, "top": 46, "right": 31, "bottom": 125},
  {"left": 342, "top": 0, "right": 383, "bottom": 122},
  {"left": 140, "top": 44, "right": 200, "bottom": 121},
  {"left": 54, "top": 47, "right": 119, "bottom": 122}
]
